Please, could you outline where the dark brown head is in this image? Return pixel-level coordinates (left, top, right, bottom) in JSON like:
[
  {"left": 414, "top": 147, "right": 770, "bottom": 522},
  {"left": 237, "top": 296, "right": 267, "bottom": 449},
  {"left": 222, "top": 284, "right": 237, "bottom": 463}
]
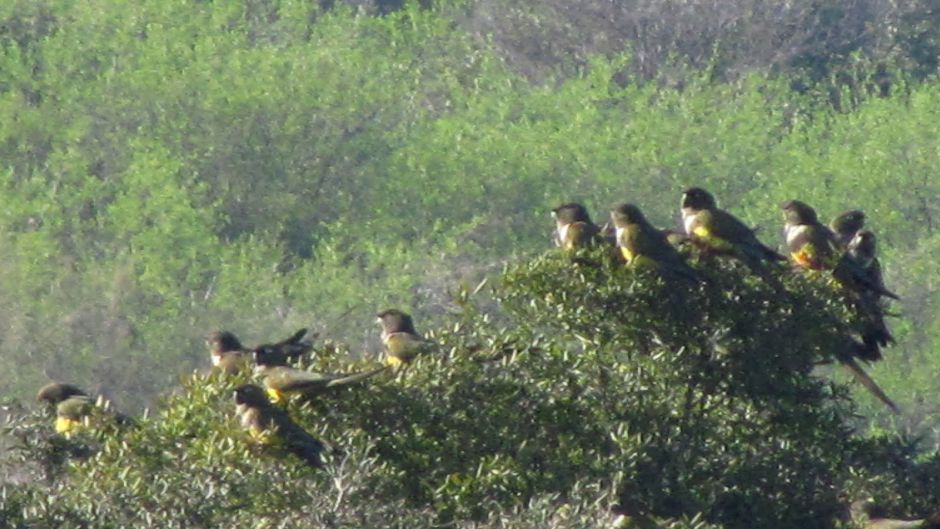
[
  {"left": 251, "top": 345, "right": 285, "bottom": 368},
  {"left": 681, "top": 187, "right": 717, "bottom": 211},
  {"left": 207, "top": 331, "right": 244, "bottom": 354},
  {"left": 36, "top": 382, "right": 87, "bottom": 406},
  {"left": 234, "top": 384, "right": 270, "bottom": 408},
  {"left": 781, "top": 200, "right": 819, "bottom": 225},
  {"left": 609, "top": 203, "right": 649, "bottom": 228},
  {"left": 376, "top": 309, "right": 417, "bottom": 335},
  {"left": 830, "top": 210, "right": 866, "bottom": 237},
  {"left": 551, "top": 203, "right": 592, "bottom": 226},
  {"left": 848, "top": 229, "right": 877, "bottom": 258}
]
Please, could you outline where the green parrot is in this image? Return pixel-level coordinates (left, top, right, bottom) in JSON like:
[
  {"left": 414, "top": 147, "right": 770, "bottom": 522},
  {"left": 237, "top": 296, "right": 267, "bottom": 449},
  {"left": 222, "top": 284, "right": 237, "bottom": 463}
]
[
  {"left": 783, "top": 201, "right": 897, "bottom": 362},
  {"left": 233, "top": 384, "right": 325, "bottom": 468},
  {"left": 208, "top": 328, "right": 316, "bottom": 375},
  {"left": 552, "top": 202, "right": 602, "bottom": 251},
  {"left": 782, "top": 200, "right": 842, "bottom": 271},
  {"left": 843, "top": 230, "right": 898, "bottom": 357},
  {"left": 376, "top": 309, "right": 434, "bottom": 367},
  {"left": 783, "top": 201, "right": 898, "bottom": 300},
  {"left": 207, "top": 330, "right": 251, "bottom": 375},
  {"left": 609, "top": 203, "right": 702, "bottom": 283},
  {"left": 680, "top": 187, "right": 785, "bottom": 269},
  {"left": 36, "top": 383, "right": 92, "bottom": 436},
  {"left": 36, "top": 382, "right": 133, "bottom": 436},
  {"left": 250, "top": 327, "right": 316, "bottom": 366},
  {"left": 253, "top": 348, "right": 388, "bottom": 404},
  {"left": 846, "top": 230, "right": 898, "bottom": 301}
]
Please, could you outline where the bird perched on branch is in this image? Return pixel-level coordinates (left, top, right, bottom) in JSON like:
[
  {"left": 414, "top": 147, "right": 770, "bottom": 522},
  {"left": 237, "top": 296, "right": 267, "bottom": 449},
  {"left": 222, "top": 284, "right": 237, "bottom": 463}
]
[
  {"left": 36, "top": 382, "right": 133, "bottom": 436},
  {"left": 207, "top": 328, "right": 316, "bottom": 374},
  {"left": 783, "top": 201, "right": 898, "bottom": 300},
  {"left": 253, "top": 348, "right": 387, "bottom": 404},
  {"left": 782, "top": 200, "right": 842, "bottom": 271},
  {"left": 552, "top": 203, "right": 603, "bottom": 251},
  {"left": 609, "top": 203, "right": 702, "bottom": 284},
  {"left": 680, "top": 187, "right": 785, "bottom": 270},
  {"left": 781, "top": 200, "right": 897, "bottom": 395},
  {"left": 233, "top": 384, "right": 324, "bottom": 468},
  {"left": 207, "top": 330, "right": 251, "bottom": 375},
  {"left": 377, "top": 309, "right": 433, "bottom": 367},
  {"left": 841, "top": 229, "right": 898, "bottom": 360},
  {"left": 845, "top": 230, "right": 898, "bottom": 302},
  {"left": 250, "top": 327, "right": 316, "bottom": 366}
]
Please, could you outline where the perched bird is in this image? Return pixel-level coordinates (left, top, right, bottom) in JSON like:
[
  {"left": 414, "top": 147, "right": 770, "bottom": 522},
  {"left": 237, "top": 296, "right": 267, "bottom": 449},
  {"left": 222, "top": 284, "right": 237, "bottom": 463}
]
[
  {"left": 377, "top": 309, "right": 432, "bottom": 367},
  {"left": 253, "top": 348, "right": 388, "bottom": 404},
  {"left": 783, "top": 201, "right": 896, "bottom": 362},
  {"left": 843, "top": 230, "right": 898, "bottom": 356},
  {"left": 36, "top": 382, "right": 86, "bottom": 406},
  {"left": 552, "top": 203, "right": 602, "bottom": 251},
  {"left": 846, "top": 230, "right": 898, "bottom": 302},
  {"left": 233, "top": 384, "right": 325, "bottom": 468},
  {"left": 782, "top": 200, "right": 842, "bottom": 271},
  {"left": 207, "top": 328, "right": 316, "bottom": 374},
  {"left": 609, "top": 203, "right": 702, "bottom": 283},
  {"left": 680, "top": 187, "right": 785, "bottom": 269},
  {"left": 37, "top": 383, "right": 92, "bottom": 435},
  {"left": 250, "top": 328, "right": 316, "bottom": 366},
  {"left": 207, "top": 330, "right": 250, "bottom": 374},
  {"left": 832, "top": 230, "right": 901, "bottom": 305},
  {"left": 830, "top": 209, "right": 866, "bottom": 248},
  {"left": 783, "top": 201, "right": 899, "bottom": 300},
  {"left": 36, "top": 383, "right": 133, "bottom": 436},
  {"left": 850, "top": 499, "right": 940, "bottom": 529}
]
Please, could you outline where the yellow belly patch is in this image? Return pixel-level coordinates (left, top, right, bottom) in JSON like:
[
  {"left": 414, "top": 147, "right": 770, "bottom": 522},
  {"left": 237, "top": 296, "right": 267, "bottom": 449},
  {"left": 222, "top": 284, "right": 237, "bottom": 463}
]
[
  {"left": 265, "top": 387, "right": 285, "bottom": 405},
  {"left": 248, "top": 425, "right": 273, "bottom": 444},
  {"left": 791, "top": 249, "right": 816, "bottom": 269},
  {"left": 55, "top": 416, "right": 82, "bottom": 435},
  {"left": 620, "top": 247, "right": 635, "bottom": 264},
  {"left": 385, "top": 355, "right": 405, "bottom": 367},
  {"left": 693, "top": 226, "right": 733, "bottom": 252},
  {"left": 792, "top": 246, "right": 832, "bottom": 270}
]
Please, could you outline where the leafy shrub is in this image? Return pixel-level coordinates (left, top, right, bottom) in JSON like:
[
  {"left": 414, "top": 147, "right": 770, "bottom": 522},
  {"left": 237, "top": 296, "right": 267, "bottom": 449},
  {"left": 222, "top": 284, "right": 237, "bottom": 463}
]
[{"left": 2, "top": 253, "right": 937, "bottom": 528}]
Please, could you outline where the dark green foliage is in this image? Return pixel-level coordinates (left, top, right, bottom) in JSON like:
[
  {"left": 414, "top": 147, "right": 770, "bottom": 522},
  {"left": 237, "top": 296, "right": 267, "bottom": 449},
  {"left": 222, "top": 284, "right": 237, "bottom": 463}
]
[{"left": 2, "top": 256, "right": 938, "bottom": 528}]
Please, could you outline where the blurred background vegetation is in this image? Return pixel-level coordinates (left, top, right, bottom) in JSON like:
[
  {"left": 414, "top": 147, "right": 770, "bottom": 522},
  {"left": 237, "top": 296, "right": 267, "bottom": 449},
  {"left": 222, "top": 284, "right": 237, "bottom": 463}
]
[{"left": 0, "top": 0, "right": 937, "bottom": 488}]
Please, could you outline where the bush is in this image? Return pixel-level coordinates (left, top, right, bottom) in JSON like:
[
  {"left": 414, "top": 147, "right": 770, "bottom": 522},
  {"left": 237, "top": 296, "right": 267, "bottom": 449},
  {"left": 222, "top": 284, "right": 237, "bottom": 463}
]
[{"left": 2, "top": 252, "right": 937, "bottom": 528}]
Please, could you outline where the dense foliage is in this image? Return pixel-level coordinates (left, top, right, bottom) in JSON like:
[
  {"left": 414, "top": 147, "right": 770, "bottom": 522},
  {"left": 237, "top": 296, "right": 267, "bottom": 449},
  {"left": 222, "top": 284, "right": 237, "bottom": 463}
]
[{"left": 2, "top": 253, "right": 939, "bottom": 528}]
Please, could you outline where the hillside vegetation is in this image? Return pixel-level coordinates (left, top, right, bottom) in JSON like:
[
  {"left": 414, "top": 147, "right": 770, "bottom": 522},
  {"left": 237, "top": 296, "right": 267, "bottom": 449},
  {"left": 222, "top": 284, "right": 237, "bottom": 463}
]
[{"left": 2, "top": 254, "right": 939, "bottom": 528}]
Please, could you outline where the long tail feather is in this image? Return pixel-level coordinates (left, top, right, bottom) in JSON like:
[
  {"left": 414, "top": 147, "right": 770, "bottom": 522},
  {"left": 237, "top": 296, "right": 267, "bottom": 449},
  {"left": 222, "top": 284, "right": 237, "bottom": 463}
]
[
  {"left": 325, "top": 366, "right": 389, "bottom": 388},
  {"left": 839, "top": 356, "right": 899, "bottom": 413}
]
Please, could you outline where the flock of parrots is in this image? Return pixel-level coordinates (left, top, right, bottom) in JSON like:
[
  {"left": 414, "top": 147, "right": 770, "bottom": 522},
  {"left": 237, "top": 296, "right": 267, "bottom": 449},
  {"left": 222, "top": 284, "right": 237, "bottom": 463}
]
[
  {"left": 33, "top": 187, "right": 900, "bottom": 470},
  {"left": 554, "top": 187, "right": 899, "bottom": 411},
  {"left": 36, "top": 308, "right": 429, "bottom": 467},
  {"left": 25, "top": 186, "right": 940, "bottom": 528}
]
